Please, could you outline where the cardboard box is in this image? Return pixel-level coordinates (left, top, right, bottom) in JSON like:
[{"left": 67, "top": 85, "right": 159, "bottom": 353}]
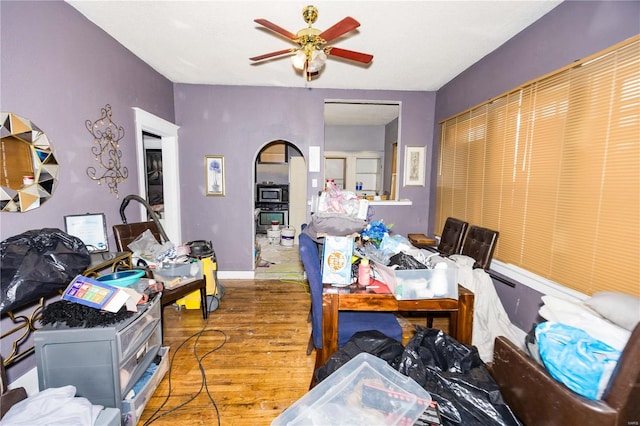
[
  {"left": 321, "top": 236, "right": 354, "bottom": 285},
  {"left": 372, "top": 258, "right": 458, "bottom": 300}
]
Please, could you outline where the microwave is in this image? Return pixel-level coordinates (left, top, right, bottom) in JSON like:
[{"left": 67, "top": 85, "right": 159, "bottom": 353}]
[{"left": 256, "top": 184, "right": 289, "bottom": 203}]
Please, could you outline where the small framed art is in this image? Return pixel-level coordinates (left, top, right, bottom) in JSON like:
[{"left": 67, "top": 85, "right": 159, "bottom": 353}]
[
  {"left": 205, "top": 155, "right": 225, "bottom": 196},
  {"left": 403, "top": 146, "right": 426, "bottom": 187}
]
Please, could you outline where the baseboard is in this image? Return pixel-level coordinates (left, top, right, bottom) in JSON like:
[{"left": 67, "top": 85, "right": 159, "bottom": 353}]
[
  {"left": 491, "top": 260, "right": 588, "bottom": 302},
  {"left": 216, "top": 270, "right": 255, "bottom": 280}
]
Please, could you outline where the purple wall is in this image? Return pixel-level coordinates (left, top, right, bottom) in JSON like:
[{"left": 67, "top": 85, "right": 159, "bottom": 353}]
[
  {"left": 435, "top": 1, "right": 640, "bottom": 124},
  {"left": 0, "top": 0, "right": 174, "bottom": 381},
  {"left": 433, "top": 0, "right": 640, "bottom": 330},
  {"left": 0, "top": 1, "right": 174, "bottom": 244},
  {"left": 173, "top": 85, "right": 435, "bottom": 271}
]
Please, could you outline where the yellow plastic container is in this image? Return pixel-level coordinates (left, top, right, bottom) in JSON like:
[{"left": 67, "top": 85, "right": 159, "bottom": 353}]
[
  {"left": 176, "top": 256, "right": 218, "bottom": 309},
  {"left": 176, "top": 290, "right": 201, "bottom": 310}
]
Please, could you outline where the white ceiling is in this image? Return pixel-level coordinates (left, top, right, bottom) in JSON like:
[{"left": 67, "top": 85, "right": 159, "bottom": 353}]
[{"left": 66, "top": 0, "right": 562, "bottom": 125}]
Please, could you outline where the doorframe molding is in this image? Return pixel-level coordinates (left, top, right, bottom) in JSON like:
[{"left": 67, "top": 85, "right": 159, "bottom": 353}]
[{"left": 132, "top": 108, "right": 181, "bottom": 244}]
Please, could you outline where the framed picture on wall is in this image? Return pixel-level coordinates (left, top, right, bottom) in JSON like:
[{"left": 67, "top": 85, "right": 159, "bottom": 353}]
[
  {"left": 205, "top": 155, "right": 225, "bottom": 196},
  {"left": 403, "top": 146, "right": 426, "bottom": 187}
]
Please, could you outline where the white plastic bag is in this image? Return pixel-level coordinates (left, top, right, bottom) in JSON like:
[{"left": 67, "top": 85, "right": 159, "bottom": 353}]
[
  {"left": 127, "top": 229, "right": 174, "bottom": 264},
  {"left": 317, "top": 182, "right": 368, "bottom": 219}
]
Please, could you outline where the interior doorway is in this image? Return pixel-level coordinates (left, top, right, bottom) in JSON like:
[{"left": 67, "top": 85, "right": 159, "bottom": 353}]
[
  {"left": 142, "top": 133, "right": 164, "bottom": 219},
  {"left": 133, "top": 108, "right": 181, "bottom": 244},
  {"left": 253, "top": 140, "right": 306, "bottom": 279}
]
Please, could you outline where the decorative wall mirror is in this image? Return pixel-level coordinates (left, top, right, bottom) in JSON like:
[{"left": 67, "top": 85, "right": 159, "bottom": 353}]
[{"left": 0, "top": 112, "right": 59, "bottom": 212}]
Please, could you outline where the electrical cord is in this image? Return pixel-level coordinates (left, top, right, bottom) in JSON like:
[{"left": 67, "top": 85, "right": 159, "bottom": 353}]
[{"left": 143, "top": 299, "right": 227, "bottom": 426}]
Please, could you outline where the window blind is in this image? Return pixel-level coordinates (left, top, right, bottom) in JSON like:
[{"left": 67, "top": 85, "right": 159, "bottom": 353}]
[{"left": 436, "top": 36, "right": 639, "bottom": 296}]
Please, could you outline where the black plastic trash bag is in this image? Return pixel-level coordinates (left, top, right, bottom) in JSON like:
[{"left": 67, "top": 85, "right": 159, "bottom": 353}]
[
  {"left": 388, "top": 251, "right": 428, "bottom": 270},
  {"left": 1, "top": 228, "right": 91, "bottom": 314},
  {"left": 398, "top": 328, "right": 521, "bottom": 426},
  {"left": 316, "top": 328, "right": 521, "bottom": 426},
  {"left": 314, "top": 330, "right": 405, "bottom": 383}
]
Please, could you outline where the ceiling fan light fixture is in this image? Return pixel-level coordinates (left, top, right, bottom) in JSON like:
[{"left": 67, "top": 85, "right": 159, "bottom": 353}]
[
  {"left": 307, "top": 49, "right": 327, "bottom": 73},
  {"left": 291, "top": 50, "right": 306, "bottom": 70},
  {"left": 252, "top": 5, "right": 372, "bottom": 81}
]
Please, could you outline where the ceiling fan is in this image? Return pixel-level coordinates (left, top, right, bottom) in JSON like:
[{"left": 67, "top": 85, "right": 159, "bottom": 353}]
[{"left": 250, "top": 5, "right": 373, "bottom": 81}]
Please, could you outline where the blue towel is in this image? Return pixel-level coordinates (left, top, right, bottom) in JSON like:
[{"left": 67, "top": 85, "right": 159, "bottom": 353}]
[{"left": 130, "top": 362, "right": 158, "bottom": 396}]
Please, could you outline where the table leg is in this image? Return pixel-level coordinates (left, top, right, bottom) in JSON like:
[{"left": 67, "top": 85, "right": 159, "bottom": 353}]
[
  {"left": 456, "top": 291, "right": 474, "bottom": 345},
  {"left": 317, "top": 293, "right": 339, "bottom": 370},
  {"left": 449, "top": 310, "right": 459, "bottom": 341}
]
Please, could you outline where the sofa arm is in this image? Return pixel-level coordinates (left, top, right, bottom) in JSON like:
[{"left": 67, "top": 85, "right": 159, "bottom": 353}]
[
  {"left": 1, "top": 387, "right": 28, "bottom": 419},
  {"left": 489, "top": 336, "right": 617, "bottom": 426}
]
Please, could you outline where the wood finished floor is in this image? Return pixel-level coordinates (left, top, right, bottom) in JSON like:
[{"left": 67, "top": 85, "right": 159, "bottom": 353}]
[{"left": 140, "top": 278, "right": 446, "bottom": 426}]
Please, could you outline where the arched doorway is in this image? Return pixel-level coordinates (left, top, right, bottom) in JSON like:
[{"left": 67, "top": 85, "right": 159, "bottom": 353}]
[{"left": 254, "top": 140, "right": 306, "bottom": 278}]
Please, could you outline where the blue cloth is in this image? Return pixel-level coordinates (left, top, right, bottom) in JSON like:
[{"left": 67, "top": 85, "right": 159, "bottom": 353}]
[
  {"left": 131, "top": 362, "right": 158, "bottom": 396},
  {"left": 536, "top": 321, "right": 621, "bottom": 400}
]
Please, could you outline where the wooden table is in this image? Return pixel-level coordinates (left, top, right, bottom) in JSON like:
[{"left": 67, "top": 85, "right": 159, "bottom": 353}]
[
  {"left": 160, "top": 278, "right": 208, "bottom": 342},
  {"left": 317, "top": 284, "right": 474, "bottom": 368}
]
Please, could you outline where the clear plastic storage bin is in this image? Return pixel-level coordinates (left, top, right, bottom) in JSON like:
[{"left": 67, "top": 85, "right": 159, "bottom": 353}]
[
  {"left": 272, "top": 353, "right": 431, "bottom": 426},
  {"left": 373, "top": 258, "right": 458, "bottom": 300}
]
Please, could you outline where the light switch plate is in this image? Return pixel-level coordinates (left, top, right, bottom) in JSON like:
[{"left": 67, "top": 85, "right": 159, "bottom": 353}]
[{"left": 309, "top": 146, "right": 320, "bottom": 172}]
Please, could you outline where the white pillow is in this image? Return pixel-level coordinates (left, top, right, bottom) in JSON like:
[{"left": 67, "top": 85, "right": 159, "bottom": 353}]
[
  {"left": 585, "top": 291, "right": 640, "bottom": 331},
  {"left": 539, "top": 295, "right": 630, "bottom": 351}
]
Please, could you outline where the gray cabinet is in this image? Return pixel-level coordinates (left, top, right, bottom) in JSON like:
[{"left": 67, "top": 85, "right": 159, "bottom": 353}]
[{"left": 34, "top": 295, "right": 167, "bottom": 425}]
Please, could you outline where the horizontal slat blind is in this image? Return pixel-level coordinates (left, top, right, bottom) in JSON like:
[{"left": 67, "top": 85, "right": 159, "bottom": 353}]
[{"left": 436, "top": 36, "right": 639, "bottom": 296}]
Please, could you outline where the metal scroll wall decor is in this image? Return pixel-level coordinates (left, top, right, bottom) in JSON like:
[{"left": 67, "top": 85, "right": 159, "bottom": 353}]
[
  {"left": 0, "top": 112, "right": 59, "bottom": 212},
  {"left": 86, "top": 104, "right": 127, "bottom": 198}
]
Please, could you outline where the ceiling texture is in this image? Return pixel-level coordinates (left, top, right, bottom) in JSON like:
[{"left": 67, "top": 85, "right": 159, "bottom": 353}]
[{"left": 67, "top": 1, "right": 562, "bottom": 91}]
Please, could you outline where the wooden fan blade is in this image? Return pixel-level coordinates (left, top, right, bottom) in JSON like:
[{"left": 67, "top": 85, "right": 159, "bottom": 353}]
[
  {"left": 319, "top": 17, "right": 360, "bottom": 43},
  {"left": 327, "top": 47, "right": 373, "bottom": 64},
  {"left": 254, "top": 19, "right": 297, "bottom": 40},
  {"left": 250, "top": 48, "right": 296, "bottom": 61}
]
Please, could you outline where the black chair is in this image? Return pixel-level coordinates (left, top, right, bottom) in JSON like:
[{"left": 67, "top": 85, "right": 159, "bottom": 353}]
[
  {"left": 112, "top": 222, "right": 208, "bottom": 324},
  {"left": 436, "top": 217, "right": 469, "bottom": 256},
  {"left": 460, "top": 225, "right": 499, "bottom": 271},
  {"left": 113, "top": 221, "right": 164, "bottom": 255}
]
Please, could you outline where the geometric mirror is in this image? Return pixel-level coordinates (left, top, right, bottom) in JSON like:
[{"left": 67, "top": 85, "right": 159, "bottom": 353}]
[{"left": 0, "top": 112, "right": 59, "bottom": 212}]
